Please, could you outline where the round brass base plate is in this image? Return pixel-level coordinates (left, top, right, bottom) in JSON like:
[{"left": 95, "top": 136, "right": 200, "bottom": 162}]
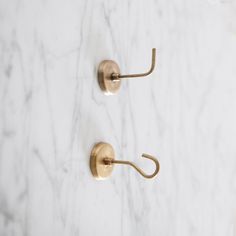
[
  {"left": 97, "top": 60, "right": 121, "bottom": 95},
  {"left": 90, "top": 142, "right": 115, "bottom": 179}
]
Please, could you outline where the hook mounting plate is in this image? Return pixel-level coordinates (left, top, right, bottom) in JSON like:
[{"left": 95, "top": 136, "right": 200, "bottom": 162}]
[
  {"left": 97, "top": 60, "right": 121, "bottom": 95},
  {"left": 90, "top": 142, "right": 115, "bottom": 179}
]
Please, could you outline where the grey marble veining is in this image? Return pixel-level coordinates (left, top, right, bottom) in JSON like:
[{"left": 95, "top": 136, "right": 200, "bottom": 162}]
[{"left": 1, "top": 0, "right": 236, "bottom": 235}]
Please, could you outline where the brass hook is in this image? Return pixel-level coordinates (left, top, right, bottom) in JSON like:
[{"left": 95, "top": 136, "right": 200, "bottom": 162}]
[
  {"left": 90, "top": 142, "right": 160, "bottom": 180},
  {"left": 103, "top": 153, "right": 159, "bottom": 179},
  {"left": 111, "top": 48, "right": 156, "bottom": 81},
  {"left": 97, "top": 48, "right": 156, "bottom": 95}
]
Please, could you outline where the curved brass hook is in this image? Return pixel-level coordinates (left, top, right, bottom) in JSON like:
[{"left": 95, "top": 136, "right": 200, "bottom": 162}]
[
  {"left": 111, "top": 48, "right": 156, "bottom": 81},
  {"left": 90, "top": 142, "right": 160, "bottom": 180},
  {"left": 103, "top": 153, "right": 160, "bottom": 179}
]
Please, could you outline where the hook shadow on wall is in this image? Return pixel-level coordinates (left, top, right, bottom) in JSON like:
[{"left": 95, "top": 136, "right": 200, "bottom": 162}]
[{"left": 97, "top": 48, "right": 156, "bottom": 95}]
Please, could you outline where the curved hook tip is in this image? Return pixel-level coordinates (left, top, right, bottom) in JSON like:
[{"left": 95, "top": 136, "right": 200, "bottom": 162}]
[{"left": 141, "top": 153, "right": 160, "bottom": 178}]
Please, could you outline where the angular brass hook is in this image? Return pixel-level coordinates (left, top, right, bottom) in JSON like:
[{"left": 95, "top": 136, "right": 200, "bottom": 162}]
[
  {"left": 111, "top": 48, "right": 156, "bottom": 81},
  {"left": 97, "top": 48, "right": 156, "bottom": 95},
  {"left": 90, "top": 142, "right": 160, "bottom": 180}
]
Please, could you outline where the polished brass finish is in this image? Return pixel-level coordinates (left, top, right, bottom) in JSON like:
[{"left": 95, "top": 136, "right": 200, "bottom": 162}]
[
  {"left": 97, "top": 48, "right": 156, "bottom": 95},
  {"left": 90, "top": 142, "right": 115, "bottom": 179},
  {"left": 97, "top": 60, "right": 121, "bottom": 95},
  {"left": 90, "top": 142, "right": 160, "bottom": 180}
]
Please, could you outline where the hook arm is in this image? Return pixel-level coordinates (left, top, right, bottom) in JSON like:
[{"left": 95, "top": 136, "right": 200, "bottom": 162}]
[
  {"left": 103, "top": 153, "right": 160, "bottom": 179},
  {"left": 111, "top": 48, "right": 156, "bottom": 81}
]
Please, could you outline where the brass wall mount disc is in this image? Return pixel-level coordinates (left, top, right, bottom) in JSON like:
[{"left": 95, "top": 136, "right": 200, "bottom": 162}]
[
  {"left": 97, "top": 60, "right": 121, "bottom": 95},
  {"left": 90, "top": 142, "right": 115, "bottom": 179}
]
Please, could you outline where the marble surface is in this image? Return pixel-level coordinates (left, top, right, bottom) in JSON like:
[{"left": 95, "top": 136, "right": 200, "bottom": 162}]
[{"left": 1, "top": 0, "right": 236, "bottom": 235}]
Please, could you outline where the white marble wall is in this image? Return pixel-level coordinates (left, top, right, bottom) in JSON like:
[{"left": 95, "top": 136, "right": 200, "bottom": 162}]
[{"left": 1, "top": 0, "right": 236, "bottom": 235}]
